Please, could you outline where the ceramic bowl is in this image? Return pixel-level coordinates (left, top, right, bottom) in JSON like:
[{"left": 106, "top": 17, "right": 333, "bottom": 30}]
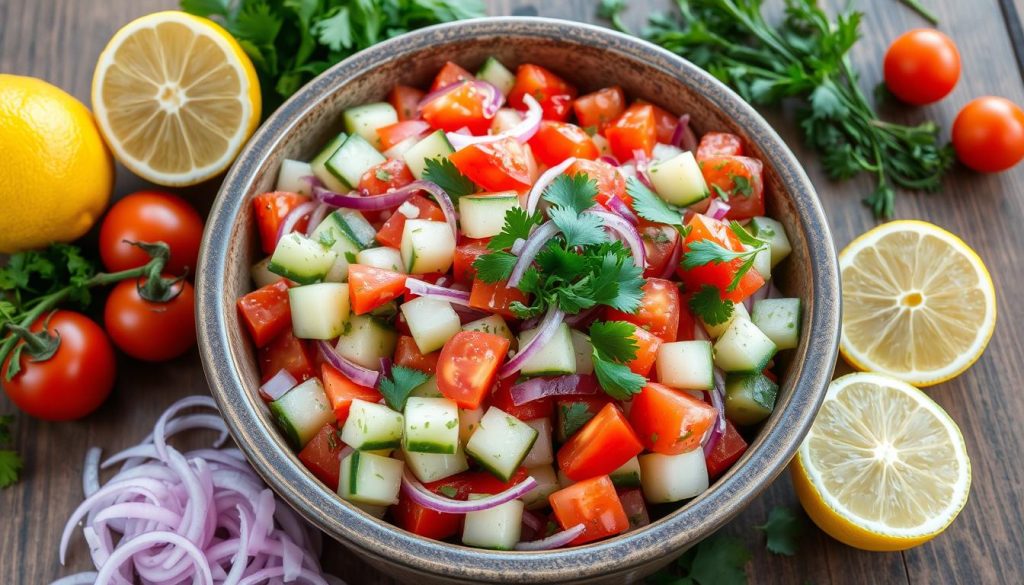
[{"left": 196, "top": 16, "right": 840, "bottom": 584}]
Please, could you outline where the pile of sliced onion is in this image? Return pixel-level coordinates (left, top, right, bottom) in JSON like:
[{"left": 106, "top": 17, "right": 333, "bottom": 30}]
[
  {"left": 510, "top": 374, "right": 599, "bottom": 406},
  {"left": 276, "top": 201, "right": 318, "bottom": 246},
  {"left": 526, "top": 157, "right": 577, "bottom": 215},
  {"left": 702, "top": 368, "right": 728, "bottom": 456},
  {"left": 405, "top": 277, "right": 472, "bottom": 306},
  {"left": 400, "top": 470, "right": 537, "bottom": 513},
  {"left": 499, "top": 306, "right": 566, "bottom": 378},
  {"left": 314, "top": 180, "right": 457, "bottom": 239},
  {"left": 54, "top": 396, "right": 345, "bottom": 585},
  {"left": 514, "top": 524, "right": 585, "bottom": 551},
  {"left": 418, "top": 80, "right": 504, "bottom": 120},
  {"left": 259, "top": 369, "right": 298, "bottom": 402},
  {"left": 671, "top": 114, "right": 698, "bottom": 153},
  {"left": 318, "top": 340, "right": 380, "bottom": 388},
  {"left": 447, "top": 94, "right": 543, "bottom": 150},
  {"left": 707, "top": 198, "right": 731, "bottom": 220},
  {"left": 583, "top": 210, "right": 647, "bottom": 268}
]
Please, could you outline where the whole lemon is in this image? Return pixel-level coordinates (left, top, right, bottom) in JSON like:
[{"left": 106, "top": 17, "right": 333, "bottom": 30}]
[{"left": 0, "top": 74, "right": 114, "bottom": 253}]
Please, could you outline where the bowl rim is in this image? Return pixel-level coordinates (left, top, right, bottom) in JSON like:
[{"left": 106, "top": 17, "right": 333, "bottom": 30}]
[{"left": 197, "top": 15, "right": 840, "bottom": 582}]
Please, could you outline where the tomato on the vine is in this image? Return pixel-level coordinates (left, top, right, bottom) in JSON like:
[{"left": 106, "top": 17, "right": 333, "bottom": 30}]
[
  {"left": 99, "top": 191, "right": 204, "bottom": 276},
  {"left": 1, "top": 311, "right": 116, "bottom": 421},
  {"left": 104, "top": 277, "right": 197, "bottom": 362}
]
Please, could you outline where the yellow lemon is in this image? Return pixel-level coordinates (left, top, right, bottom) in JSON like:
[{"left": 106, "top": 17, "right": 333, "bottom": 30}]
[
  {"left": 91, "top": 11, "right": 261, "bottom": 186},
  {"left": 0, "top": 75, "right": 114, "bottom": 253},
  {"left": 839, "top": 220, "right": 996, "bottom": 386},
  {"left": 792, "top": 373, "right": 971, "bottom": 551}
]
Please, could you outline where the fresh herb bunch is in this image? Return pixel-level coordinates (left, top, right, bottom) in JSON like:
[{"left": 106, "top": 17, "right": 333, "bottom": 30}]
[
  {"left": 604, "top": 0, "right": 955, "bottom": 218},
  {"left": 180, "top": 0, "right": 486, "bottom": 112}
]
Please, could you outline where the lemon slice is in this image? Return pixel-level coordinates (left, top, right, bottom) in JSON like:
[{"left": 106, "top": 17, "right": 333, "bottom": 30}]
[
  {"left": 839, "top": 220, "right": 996, "bottom": 386},
  {"left": 792, "top": 373, "right": 971, "bottom": 551},
  {"left": 91, "top": 11, "right": 261, "bottom": 186}
]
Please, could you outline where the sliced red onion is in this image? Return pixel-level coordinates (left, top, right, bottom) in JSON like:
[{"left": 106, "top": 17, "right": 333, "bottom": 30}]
[
  {"left": 618, "top": 488, "right": 650, "bottom": 529},
  {"left": 658, "top": 237, "right": 683, "bottom": 280},
  {"left": 521, "top": 508, "right": 545, "bottom": 532},
  {"left": 260, "top": 369, "right": 298, "bottom": 402},
  {"left": 510, "top": 237, "right": 527, "bottom": 256},
  {"left": 401, "top": 469, "right": 537, "bottom": 513},
  {"left": 584, "top": 210, "right": 646, "bottom": 268},
  {"left": 499, "top": 306, "right": 565, "bottom": 378},
  {"left": 707, "top": 198, "right": 731, "bottom": 220},
  {"left": 83, "top": 447, "right": 101, "bottom": 498},
  {"left": 404, "top": 278, "right": 472, "bottom": 307},
  {"left": 702, "top": 369, "right": 728, "bottom": 457},
  {"left": 526, "top": 157, "right": 577, "bottom": 215},
  {"left": 671, "top": 114, "right": 698, "bottom": 152},
  {"left": 317, "top": 341, "right": 380, "bottom": 388},
  {"left": 603, "top": 195, "right": 638, "bottom": 226},
  {"left": 315, "top": 180, "right": 459, "bottom": 240},
  {"left": 276, "top": 200, "right": 317, "bottom": 245},
  {"left": 632, "top": 149, "right": 655, "bottom": 190},
  {"left": 510, "top": 374, "right": 599, "bottom": 406},
  {"left": 564, "top": 306, "right": 600, "bottom": 328},
  {"left": 507, "top": 221, "right": 560, "bottom": 288},
  {"left": 448, "top": 94, "right": 543, "bottom": 149},
  {"left": 452, "top": 303, "right": 490, "bottom": 324},
  {"left": 693, "top": 322, "right": 710, "bottom": 342},
  {"left": 598, "top": 155, "right": 620, "bottom": 167},
  {"left": 514, "top": 523, "right": 585, "bottom": 551},
  {"left": 406, "top": 180, "right": 459, "bottom": 240},
  {"left": 305, "top": 203, "right": 331, "bottom": 237},
  {"left": 419, "top": 80, "right": 504, "bottom": 120}
]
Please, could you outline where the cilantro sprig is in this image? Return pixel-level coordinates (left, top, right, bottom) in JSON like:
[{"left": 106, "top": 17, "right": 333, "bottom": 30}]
[
  {"left": 423, "top": 157, "right": 478, "bottom": 201},
  {"left": 589, "top": 320, "right": 646, "bottom": 400},
  {"left": 681, "top": 222, "right": 767, "bottom": 293},
  {"left": 757, "top": 506, "right": 804, "bottom": 556},
  {"left": 625, "top": 177, "right": 687, "bottom": 228},
  {"left": 689, "top": 285, "right": 734, "bottom": 326},
  {"left": 0, "top": 415, "right": 21, "bottom": 488},
  {"left": 377, "top": 365, "right": 430, "bottom": 411}
]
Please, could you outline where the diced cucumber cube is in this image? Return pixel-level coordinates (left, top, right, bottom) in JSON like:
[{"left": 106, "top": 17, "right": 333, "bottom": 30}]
[
  {"left": 268, "top": 378, "right": 335, "bottom": 450},
  {"left": 521, "top": 465, "right": 560, "bottom": 510},
  {"left": 491, "top": 108, "right": 522, "bottom": 133},
  {"left": 402, "top": 446, "right": 469, "bottom": 483},
  {"left": 402, "top": 130, "right": 455, "bottom": 180},
  {"left": 459, "top": 407, "right": 485, "bottom": 444},
  {"left": 569, "top": 329, "right": 595, "bottom": 375},
  {"left": 268, "top": 233, "right": 337, "bottom": 285},
  {"left": 250, "top": 256, "right": 280, "bottom": 289},
  {"left": 713, "top": 317, "right": 777, "bottom": 373},
  {"left": 652, "top": 143, "right": 684, "bottom": 162},
  {"left": 462, "top": 496, "right": 523, "bottom": 550},
  {"left": 700, "top": 301, "right": 749, "bottom": 339},
  {"left": 462, "top": 314, "right": 514, "bottom": 342},
  {"left": 752, "top": 298, "right": 801, "bottom": 350},
  {"left": 404, "top": 397, "right": 460, "bottom": 454},
  {"left": 310, "top": 132, "right": 348, "bottom": 192},
  {"left": 609, "top": 456, "right": 642, "bottom": 488},
  {"left": 724, "top": 373, "right": 778, "bottom": 426},
  {"left": 325, "top": 134, "right": 386, "bottom": 189},
  {"left": 410, "top": 375, "right": 444, "bottom": 398},
  {"left": 343, "top": 102, "right": 398, "bottom": 149},
  {"left": 647, "top": 151, "right": 709, "bottom": 206},
  {"left": 638, "top": 449, "right": 709, "bottom": 503},
  {"left": 357, "top": 247, "right": 405, "bottom": 273},
  {"left": 459, "top": 193, "right": 521, "bottom": 239},
  {"left": 288, "top": 283, "right": 350, "bottom": 340},
  {"left": 340, "top": 399, "right": 404, "bottom": 450},
  {"left": 383, "top": 135, "right": 420, "bottom": 160},
  {"left": 400, "top": 297, "right": 461, "bottom": 354},
  {"left": 476, "top": 56, "right": 516, "bottom": 96},
  {"left": 311, "top": 211, "right": 368, "bottom": 283},
  {"left": 339, "top": 451, "right": 404, "bottom": 506},
  {"left": 465, "top": 407, "right": 539, "bottom": 481},
  {"left": 517, "top": 322, "right": 576, "bottom": 377},
  {"left": 400, "top": 219, "right": 456, "bottom": 274},
  {"left": 656, "top": 340, "right": 714, "bottom": 391},
  {"left": 334, "top": 314, "right": 398, "bottom": 369},
  {"left": 522, "top": 418, "right": 554, "bottom": 467},
  {"left": 748, "top": 216, "right": 792, "bottom": 268},
  {"left": 276, "top": 159, "right": 314, "bottom": 195},
  {"left": 745, "top": 243, "right": 772, "bottom": 281}
]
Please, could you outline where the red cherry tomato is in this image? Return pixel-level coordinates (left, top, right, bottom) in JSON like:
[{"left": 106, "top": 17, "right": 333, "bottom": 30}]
[
  {"left": 99, "top": 191, "right": 204, "bottom": 276},
  {"left": 883, "top": 29, "right": 960, "bottom": 105},
  {"left": 104, "top": 277, "right": 196, "bottom": 362},
  {"left": 952, "top": 96, "right": 1024, "bottom": 173},
  {"left": 2, "top": 310, "right": 116, "bottom": 421}
]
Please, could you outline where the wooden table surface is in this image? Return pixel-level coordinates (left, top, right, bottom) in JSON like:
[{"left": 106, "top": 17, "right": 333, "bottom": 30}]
[{"left": 3, "top": 0, "right": 1023, "bottom": 583}]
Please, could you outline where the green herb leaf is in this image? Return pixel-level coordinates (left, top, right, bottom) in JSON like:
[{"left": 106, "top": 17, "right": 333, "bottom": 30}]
[
  {"left": 543, "top": 173, "right": 598, "bottom": 215},
  {"left": 423, "top": 157, "right": 478, "bottom": 200},
  {"left": 487, "top": 208, "right": 544, "bottom": 252},
  {"left": 0, "top": 450, "right": 22, "bottom": 489},
  {"left": 729, "top": 221, "right": 764, "bottom": 248},
  {"left": 378, "top": 365, "right": 431, "bottom": 412},
  {"left": 548, "top": 207, "right": 607, "bottom": 248},
  {"left": 689, "top": 285, "right": 734, "bottom": 326},
  {"left": 626, "top": 177, "right": 684, "bottom": 226},
  {"left": 438, "top": 485, "right": 458, "bottom": 498},
  {"left": 589, "top": 320, "right": 639, "bottom": 363},
  {"left": 686, "top": 534, "right": 751, "bottom": 585},
  {"left": 682, "top": 240, "right": 746, "bottom": 269},
  {"left": 757, "top": 506, "right": 803, "bottom": 556},
  {"left": 592, "top": 355, "right": 645, "bottom": 400},
  {"left": 587, "top": 251, "right": 644, "bottom": 313},
  {"left": 472, "top": 251, "right": 518, "bottom": 284},
  {"left": 560, "top": 402, "right": 594, "bottom": 438}
]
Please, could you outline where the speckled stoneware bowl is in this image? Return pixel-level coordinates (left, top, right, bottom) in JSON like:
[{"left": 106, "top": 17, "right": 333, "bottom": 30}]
[{"left": 197, "top": 17, "right": 840, "bottom": 584}]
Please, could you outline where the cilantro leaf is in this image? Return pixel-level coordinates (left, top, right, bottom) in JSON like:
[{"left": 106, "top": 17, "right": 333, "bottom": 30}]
[
  {"left": 548, "top": 207, "right": 607, "bottom": 248},
  {"left": 0, "top": 450, "right": 22, "bottom": 489},
  {"left": 587, "top": 249, "right": 644, "bottom": 313},
  {"left": 689, "top": 285, "right": 734, "bottom": 326},
  {"left": 686, "top": 534, "right": 751, "bottom": 585},
  {"left": 231, "top": 0, "right": 284, "bottom": 46},
  {"left": 560, "top": 402, "right": 594, "bottom": 438},
  {"left": 682, "top": 240, "right": 746, "bottom": 269},
  {"left": 535, "top": 243, "right": 589, "bottom": 276},
  {"left": 711, "top": 183, "right": 731, "bottom": 201},
  {"left": 472, "top": 251, "right": 518, "bottom": 284},
  {"left": 378, "top": 365, "right": 431, "bottom": 411},
  {"left": 0, "top": 244, "right": 98, "bottom": 314},
  {"left": 179, "top": 0, "right": 229, "bottom": 17},
  {"left": 731, "top": 175, "right": 753, "bottom": 198},
  {"left": 592, "top": 355, "right": 645, "bottom": 400},
  {"left": 626, "top": 177, "right": 684, "bottom": 226},
  {"left": 543, "top": 174, "right": 598, "bottom": 215},
  {"left": 757, "top": 506, "right": 803, "bottom": 556},
  {"left": 0, "top": 416, "right": 11, "bottom": 444},
  {"left": 729, "top": 221, "right": 764, "bottom": 248},
  {"left": 589, "top": 320, "right": 639, "bottom": 362},
  {"left": 488, "top": 208, "right": 544, "bottom": 251},
  {"left": 423, "top": 157, "right": 478, "bottom": 200}
]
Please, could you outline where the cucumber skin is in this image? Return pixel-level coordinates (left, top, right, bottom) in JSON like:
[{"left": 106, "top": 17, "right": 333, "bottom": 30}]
[
  {"left": 358, "top": 439, "right": 402, "bottom": 451},
  {"left": 404, "top": 440, "right": 457, "bottom": 455},
  {"left": 266, "top": 262, "right": 321, "bottom": 285},
  {"left": 348, "top": 450, "right": 361, "bottom": 495},
  {"left": 610, "top": 471, "right": 642, "bottom": 488},
  {"left": 269, "top": 402, "right": 302, "bottom": 450},
  {"left": 467, "top": 430, "right": 539, "bottom": 482}
]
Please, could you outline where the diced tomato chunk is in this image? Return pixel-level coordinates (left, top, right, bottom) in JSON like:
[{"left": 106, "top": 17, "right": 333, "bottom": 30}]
[
  {"left": 629, "top": 382, "right": 717, "bottom": 455},
  {"left": 549, "top": 475, "right": 630, "bottom": 545},
  {"left": 297, "top": 424, "right": 344, "bottom": 491},
  {"left": 449, "top": 138, "right": 534, "bottom": 192},
  {"left": 676, "top": 302, "right": 697, "bottom": 342},
  {"left": 436, "top": 331, "right": 510, "bottom": 409},
  {"left": 647, "top": 102, "right": 679, "bottom": 144},
  {"left": 696, "top": 132, "right": 745, "bottom": 159},
  {"left": 557, "top": 403, "right": 643, "bottom": 481},
  {"left": 573, "top": 86, "right": 626, "bottom": 133},
  {"left": 556, "top": 395, "right": 612, "bottom": 442},
  {"left": 469, "top": 279, "right": 529, "bottom": 320},
  {"left": 392, "top": 489, "right": 463, "bottom": 540},
  {"left": 705, "top": 419, "right": 748, "bottom": 479},
  {"left": 321, "top": 363, "right": 382, "bottom": 423},
  {"left": 605, "top": 104, "right": 657, "bottom": 162},
  {"left": 528, "top": 121, "right": 599, "bottom": 166},
  {"left": 377, "top": 121, "right": 431, "bottom": 151},
  {"left": 394, "top": 335, "right": 440, "bottom": 374},
  {"left": 625, "top": 326, "right": 661, "bottom": 377},
  {"left": 429, "top": 468, "right": 529, "bottom": 498},
  {"left": 431, "top": 61, "right": 473, "bottom": 92},
  {"left": 252, "top": 192, "right": 311, "bottom": 254},
  {"left": 508, "top": 64, "right": 578, "bottom": 121},
  {"left": 639, "top": 223, "right": 681, "bottom": 279},
  {"left": 376, "top": 195, "right": 445, "bottom": 248},
  {"left": 606, "top": 278, "right": 681, "bottom": 343},
  {"left": 453, "top": 239, "right": 491, "bottom": 285},
  {"left": 358, "top": 158, "right": 415, "bottom": 196},
  {"left": 490, "top": 375, "right": 554, "bottom": 421},
  {"left": 677, "top": 214, "right": 765, "bottom": 303},
  {"left": 699, "top": 155, "right": 765, "bottom": 220},
  {"left": 348, "top": 264, "right": 408, "bottom": 315},
  {"left": 389, "top": 85, "right": 425, "bottom": 121},
  {"left": 237, "top": 279, "right": 292, "bottom": 347},
  {"left": 568, "top": 159, "right": 628, "bottom": 206},
  {"left": 421, "top": 82, "right": 494, "bottom": 135},
  {"left": 259, "top": 330, "right": 316, "bottom": 384}
]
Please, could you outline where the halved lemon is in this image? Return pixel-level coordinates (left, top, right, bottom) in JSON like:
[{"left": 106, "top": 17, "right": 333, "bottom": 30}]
[
  {"left": 792, "top": 373, "right": 971, "bottom": 551},
  {"left": 91, "top": 11, "right": 261, "bottom": 186},
  {"left": 839, "top": 220, "right": 996, "bottom": 386}
]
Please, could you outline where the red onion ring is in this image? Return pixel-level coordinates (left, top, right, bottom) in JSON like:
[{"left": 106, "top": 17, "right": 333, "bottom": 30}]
[
  {"left": 507, "top": 221, "right": 560, "bottom": 288},
  {"left": 317, "top": 340, "right": 380, "bottom": 388},
  {"left": 405, "top": 277, "right": 472, "bottom": 306},
  {"left": 400, "top": 469, "right": 537, "bottom": 513},
  {"left": 671, "top": 114, "right": 698, "bottom": 152},
  {"left": 602, "top": 195, "right": 638, "bottom": 226},
  {"left": 707, "top": 198, "right": 731, "bottom": 220},
  {"left": 702, "top": 368, "right": 728, "bottom": 457},
  {"left": 83, "top": 447, "right": 101, "bottom": 498},
  {"left": 658, "top": 237, "right": 683, "bottom": 280},
  {"left": 597, "top": 155, "right": 620, "bottom": 167},
  {"left": 521, "top": 509, "right": 545, "bottom": 533},
  {"left": 514, "top": 523, "right": 586, "bottom": 551},
  {"left": 632, "top": 149, "right": 655, "bottom": 191},
  {"left": 276, "top": 200, "right": 317, "bottom": 246},
  {"left": 499, "top": 305, "right": 566, "bottom": 378},
  {"left": 510, "top": 374, "right": 599, "bottom": 406},
  {"left": 583, "top": 210, "right": 647, "bottom": 268},
  {"left": 448, "top": 94, "right": 543, "bottom": 149},
  {"left": 418, "top": 80, "right": 504, "bottom": 119},
  {"left": 526, "top": 157, "right": 577, "bottom": 215},
  {"left": 564, "top": 306, "right": 600, "bottom": 328},
  {"left": 315, "top": 180, "right": 457, "bottom": 240},
  {"left": 259, "top": 369, "right": 298, "bottom": 402},
  {"left": 305, "top": 203, "right": 331, "bottom": 237}
]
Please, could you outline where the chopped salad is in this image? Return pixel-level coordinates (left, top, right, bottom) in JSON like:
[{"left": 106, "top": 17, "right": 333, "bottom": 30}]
[{"left": 236, "top": 58, "right": 801, "bottom": 551}]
